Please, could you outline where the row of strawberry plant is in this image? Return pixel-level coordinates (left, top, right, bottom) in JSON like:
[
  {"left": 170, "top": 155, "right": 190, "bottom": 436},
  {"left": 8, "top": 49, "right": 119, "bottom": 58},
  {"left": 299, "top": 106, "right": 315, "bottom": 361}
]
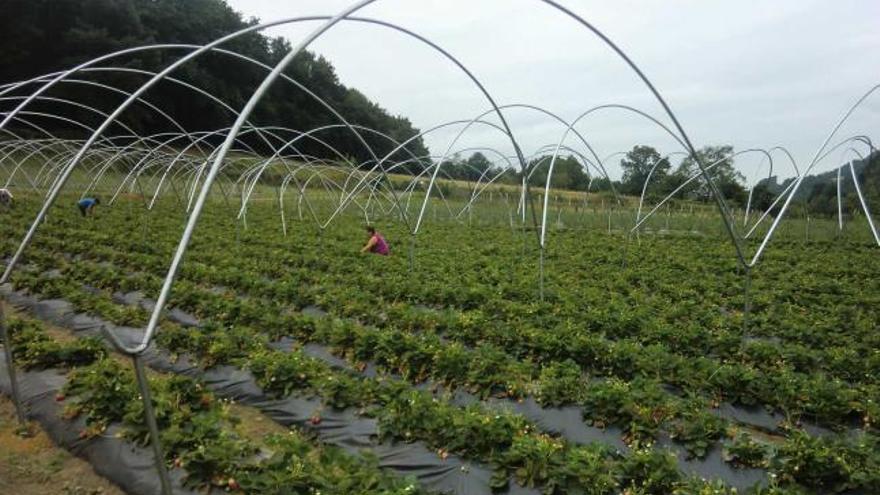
[
  {"left": 5, "top": 272, "right": 750, "bottom": 494},
  {"left": 4, "top": 204, "right": 877, "bottom": 397},
  {"left": 5, "top": 315, "right": 426, "bottom": 495},
  {"left": 10, "top": 262, "right": 880, "bottom": 494},
  {"left": 16, "top": 245, "right": 875, "bottom": 437}
]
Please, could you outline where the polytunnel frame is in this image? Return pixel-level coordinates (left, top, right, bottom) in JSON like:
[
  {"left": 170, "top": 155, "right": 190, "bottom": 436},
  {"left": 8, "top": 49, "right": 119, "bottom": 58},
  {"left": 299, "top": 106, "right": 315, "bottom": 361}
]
[
  {"left": 0, "top": 9, "right": 536, "bottom": 490},
  {"left": 740, "top": 146, "right": 805, "bottom": 234},
  {"left": 633, "top": 149, "right": 777, "bottom": 234},
  {"left": 0, "top": 34, "right": 375, "bottom": 495},
  {"left": 1, "top": 138, "right": 74, "bottom": 190},
  {"left": 142, "top": 0, "right": 757, "bottom": 356},
  {"left": 539, "top": 102, "right": 704, "bottom": 299},
  {"left": 740, "top": 136, "right": 878, "bottom": 242},
  {"left": 206, "top": 125, "right": 399, "bottom": 225},
  {"left": 518, "top": 145, "right": 607, "bottom": 225},
  {"left": 0, "top": 63, "right": 222, "bottom": 197},
  {"left": 751, "top": 83, "right": 880, "bottom": 265},
  {"left": 346, "top": 121, "right": 521, "bottom": 225},
  {"left": 810, "top": 135, "right": 880, "bottom": 244},
  {"left": 321, "top": 118, "right": 520, "bottom": 232},
  {"left": 0, "top": 114, "right": 135, "bottom": 193},
  {"left": 839, "top": 144, "right": 880, "bottom": 244},
  {"left": 1, "top": 2, "right": 858, "bottom": 492}
]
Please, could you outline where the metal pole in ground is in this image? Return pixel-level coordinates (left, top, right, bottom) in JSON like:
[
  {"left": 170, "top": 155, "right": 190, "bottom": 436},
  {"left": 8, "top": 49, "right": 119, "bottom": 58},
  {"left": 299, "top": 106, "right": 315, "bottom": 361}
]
[
  {"left": 538, "top": 245, "right": 545, "bottom": 302},
  {"left": 408, "top": 233, "right": 415, "bottom": 272},
  {"left": 0, "top": 299, "right": 27, "bottom": 426},
  {"left": 742, "top": 267, "right": 752, "bottom": 336},
  {"left": 132, "top": 354, "right": 172, "bottom": 495}
]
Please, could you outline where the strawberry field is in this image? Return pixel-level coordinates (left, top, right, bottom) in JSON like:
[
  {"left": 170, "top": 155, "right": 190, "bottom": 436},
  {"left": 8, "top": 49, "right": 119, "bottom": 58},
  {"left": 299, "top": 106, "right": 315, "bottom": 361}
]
[{"left": 1, "top": 192, "right": 878, "bottom": 495}]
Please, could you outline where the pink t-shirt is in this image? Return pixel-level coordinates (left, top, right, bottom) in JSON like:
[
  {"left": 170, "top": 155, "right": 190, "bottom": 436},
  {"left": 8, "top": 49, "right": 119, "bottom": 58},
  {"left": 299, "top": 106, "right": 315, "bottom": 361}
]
[{"left": 370, "top": 233, "right": 389, "bottom": 255}]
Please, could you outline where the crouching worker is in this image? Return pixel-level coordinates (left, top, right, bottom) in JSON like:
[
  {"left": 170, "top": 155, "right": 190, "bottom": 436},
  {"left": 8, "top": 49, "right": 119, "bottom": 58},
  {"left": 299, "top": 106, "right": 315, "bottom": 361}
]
[
  {"left": 361, "top": 225, "right": 389, "bottom": 255},
  {"left": 77, "top": 196, "right": 100, "bottom": 217},
  {"left": 0, "top": 188, "right": 12, "bottom": 210}
]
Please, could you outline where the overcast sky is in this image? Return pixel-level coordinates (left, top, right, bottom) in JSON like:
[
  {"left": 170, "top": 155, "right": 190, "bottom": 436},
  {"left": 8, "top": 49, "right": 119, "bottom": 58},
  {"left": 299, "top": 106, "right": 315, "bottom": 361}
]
[{"left": 224, "top": 0, "right": 879, "bottom": 182}]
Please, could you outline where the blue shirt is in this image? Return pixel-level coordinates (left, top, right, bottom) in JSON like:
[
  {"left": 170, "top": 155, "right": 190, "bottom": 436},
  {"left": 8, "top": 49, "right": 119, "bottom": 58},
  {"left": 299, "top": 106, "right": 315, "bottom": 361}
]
[{"left": 78, "top": 198, "right": 97, "bottom": 208}]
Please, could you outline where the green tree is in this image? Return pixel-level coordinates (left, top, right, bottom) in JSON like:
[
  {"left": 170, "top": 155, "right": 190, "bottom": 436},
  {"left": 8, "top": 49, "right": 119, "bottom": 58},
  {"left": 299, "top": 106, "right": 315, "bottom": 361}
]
[
  {"left": 521, "top": 155, "right": 590, "bottom": 191},
  {"left": 677, "top": 145, "right": 747, "bottom": 206},
  {"left": 466, "top": 152, "right": 494, "bottom": 180},
  {"left": 0, "top": 0, "right": 430, "bottom": 166},
  {"left": 619, "top": 145, "right": 670, "bottom": 196}
]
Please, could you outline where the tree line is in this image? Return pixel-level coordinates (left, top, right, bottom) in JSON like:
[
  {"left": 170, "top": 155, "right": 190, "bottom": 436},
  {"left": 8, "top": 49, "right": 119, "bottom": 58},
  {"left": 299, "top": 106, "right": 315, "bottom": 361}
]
[
  {"left": 435, "top": 145, "right": 748, "bottom": 205},
  {"left": 0, "top": 0, "right": 429, "bottom": 166},
  {"left": 437, "top": 145, "right": 878, "bottom": 218}
]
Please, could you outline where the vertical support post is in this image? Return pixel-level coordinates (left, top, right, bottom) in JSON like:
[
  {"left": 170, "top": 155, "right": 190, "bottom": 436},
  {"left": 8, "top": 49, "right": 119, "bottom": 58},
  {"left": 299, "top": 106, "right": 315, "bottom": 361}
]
[
  {"left": 742, "top": 267, "right": 752, "bottom": 336},
  {"left": 607, "top": 206, "right": 612, "bottom": 234},
  {"left": 132, "top": 355, "right": 172, "bottom": 495},
  {"left": 538, "top": 246, "right": 545, "bottom": 302},
  {"left": 836, "top": 166, "right": 843, "bottom": 232},
  {"left": 665, "top": 204, "right": 670, "bottom": 231},
  {"left": 142, "top": 207, "right": 149, "bottom": 252},
  {"left": 0, "top": 300, "right": 27, "bottom": 426},
  {"left": 408, "top": 233, "right": 415, "bottom": 273}
]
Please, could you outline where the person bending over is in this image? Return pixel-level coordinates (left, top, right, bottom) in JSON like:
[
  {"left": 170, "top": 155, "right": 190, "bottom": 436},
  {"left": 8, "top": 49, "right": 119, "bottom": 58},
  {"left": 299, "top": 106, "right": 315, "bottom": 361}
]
[
  {"left": 361, "top": 225, "right": 389, "bottom": 255},
  {"left": 77, "top": 196, "right": 100, "bottom": 217}
]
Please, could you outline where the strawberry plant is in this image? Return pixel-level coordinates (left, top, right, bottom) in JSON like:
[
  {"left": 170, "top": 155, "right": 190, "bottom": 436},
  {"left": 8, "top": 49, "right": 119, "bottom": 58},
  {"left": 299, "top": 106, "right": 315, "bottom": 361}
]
[{"left": 722, "top": 432, "right": 770, "bottom": 469}]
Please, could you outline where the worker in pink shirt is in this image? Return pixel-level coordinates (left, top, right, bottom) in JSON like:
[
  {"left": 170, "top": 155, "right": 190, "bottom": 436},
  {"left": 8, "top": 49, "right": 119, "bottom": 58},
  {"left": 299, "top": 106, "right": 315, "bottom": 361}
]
[{"left": 361, "top": 225, "right": 390, "bottom": 255}]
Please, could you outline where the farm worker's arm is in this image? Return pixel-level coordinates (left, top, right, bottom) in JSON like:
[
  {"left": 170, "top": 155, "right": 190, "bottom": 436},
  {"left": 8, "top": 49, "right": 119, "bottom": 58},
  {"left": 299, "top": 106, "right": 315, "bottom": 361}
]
[{"left": 361, "top": 236, "right": 377, "bottom": 253}]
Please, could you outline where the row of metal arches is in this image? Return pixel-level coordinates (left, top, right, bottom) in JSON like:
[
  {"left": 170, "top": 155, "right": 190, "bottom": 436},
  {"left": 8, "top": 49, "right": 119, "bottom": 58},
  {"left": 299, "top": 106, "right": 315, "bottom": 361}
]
[{"left": 0, "top": 3, "right": 877, "bottom": 493}]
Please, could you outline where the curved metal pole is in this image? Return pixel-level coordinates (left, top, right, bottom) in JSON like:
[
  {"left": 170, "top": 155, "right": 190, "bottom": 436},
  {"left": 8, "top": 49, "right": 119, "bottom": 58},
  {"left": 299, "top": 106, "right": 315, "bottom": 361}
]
[
  {"left": 743, "top": 152, "right": 776, "bottom": 228},
  {"left": 541, "top": 102, "right": 699, "bottom": 249},
  {"left": 751, "top": 83, "right": 880, "bottom": 266},
  {"left": 843, "top": 146, "right": 879, "bottom": 245},
  {"left": 635, "top": 151, "right": 689, "bottom": 228},
  {"left": 633, "top": 149, "right": 772, "bottom": 232},
  {"left": 99, "top": 5, "right": 380, "bottom": 356},
  {"left": 540, "top": 0, "right": 745, "bottom": 264},
  {"left": 325, "top": 119, "right": 514, "bottom": 230},
  {"left": 743, "top": 137, "right": 871, "bottom": 239}
]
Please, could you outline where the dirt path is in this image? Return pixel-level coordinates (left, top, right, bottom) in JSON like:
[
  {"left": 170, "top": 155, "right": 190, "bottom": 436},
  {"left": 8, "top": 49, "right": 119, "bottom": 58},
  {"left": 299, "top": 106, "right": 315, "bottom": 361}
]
[{"left": 0, "top": 395, "right": 124, "bottom": 495}]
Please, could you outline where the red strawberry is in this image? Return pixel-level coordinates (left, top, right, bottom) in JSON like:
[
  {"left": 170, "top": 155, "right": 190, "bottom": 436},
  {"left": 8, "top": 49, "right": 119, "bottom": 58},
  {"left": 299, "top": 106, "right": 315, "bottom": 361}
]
[
  {"left": 227, "top": 478, "right": 240, "bottom": 491},
  {"left": 55, "top": 393, "right": 66, "bottom": 402},
  {"left": 309, "top": 414, "right": 322, "bottom": 425}
]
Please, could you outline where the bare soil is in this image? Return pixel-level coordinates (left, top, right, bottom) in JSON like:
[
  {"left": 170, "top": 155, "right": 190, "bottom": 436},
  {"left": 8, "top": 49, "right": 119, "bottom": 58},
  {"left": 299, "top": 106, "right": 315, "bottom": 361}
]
[{"left": 0, "top": 395, "right": 125, "bottom": 495}]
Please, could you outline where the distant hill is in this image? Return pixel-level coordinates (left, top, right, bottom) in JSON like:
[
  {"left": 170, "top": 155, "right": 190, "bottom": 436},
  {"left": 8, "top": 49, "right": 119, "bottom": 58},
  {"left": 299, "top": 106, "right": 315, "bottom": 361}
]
[{"left": 754, "top": 150, "right": 879, "bottom": 216}]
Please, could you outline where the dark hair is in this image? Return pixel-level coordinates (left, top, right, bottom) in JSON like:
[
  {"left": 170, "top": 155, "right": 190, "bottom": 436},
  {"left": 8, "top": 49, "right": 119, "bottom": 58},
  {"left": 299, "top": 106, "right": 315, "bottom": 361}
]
[
  {"left": 94, "top": 196, "right": 101, "bottom": 204},
  {"left": 365, "top": 225, "right": 376, "bottom": 234}
]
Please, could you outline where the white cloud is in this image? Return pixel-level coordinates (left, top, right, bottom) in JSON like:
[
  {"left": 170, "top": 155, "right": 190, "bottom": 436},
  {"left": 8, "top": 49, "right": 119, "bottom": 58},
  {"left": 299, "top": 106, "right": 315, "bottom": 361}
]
[{"left": 225, "top": 0, "right": 880, "bottom": 180}]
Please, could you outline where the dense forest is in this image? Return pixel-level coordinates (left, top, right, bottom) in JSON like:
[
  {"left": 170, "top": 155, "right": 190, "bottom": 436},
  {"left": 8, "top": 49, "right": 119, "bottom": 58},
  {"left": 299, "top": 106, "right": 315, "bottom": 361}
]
[{"left": 0, "top": 0, "right": 429, "bottom": 168}]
